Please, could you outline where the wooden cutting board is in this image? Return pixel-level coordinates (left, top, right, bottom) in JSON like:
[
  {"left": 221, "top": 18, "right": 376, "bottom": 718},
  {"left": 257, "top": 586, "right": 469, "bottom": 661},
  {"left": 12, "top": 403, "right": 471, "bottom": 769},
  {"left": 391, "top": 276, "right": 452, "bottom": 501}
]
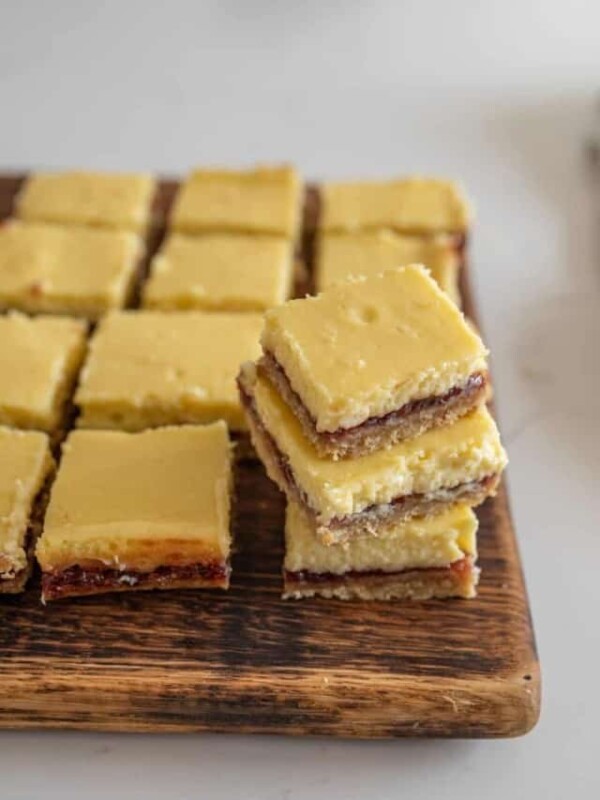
[{"left": 0, "top": 174, "right": 540, "bottom": 738}]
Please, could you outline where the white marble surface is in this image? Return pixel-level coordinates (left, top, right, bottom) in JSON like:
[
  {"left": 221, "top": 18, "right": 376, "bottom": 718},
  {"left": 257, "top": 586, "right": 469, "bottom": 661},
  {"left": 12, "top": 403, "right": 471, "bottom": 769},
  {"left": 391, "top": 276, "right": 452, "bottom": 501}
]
[{"left": 1, "top": 2, "right": 599, "bottom": 797}]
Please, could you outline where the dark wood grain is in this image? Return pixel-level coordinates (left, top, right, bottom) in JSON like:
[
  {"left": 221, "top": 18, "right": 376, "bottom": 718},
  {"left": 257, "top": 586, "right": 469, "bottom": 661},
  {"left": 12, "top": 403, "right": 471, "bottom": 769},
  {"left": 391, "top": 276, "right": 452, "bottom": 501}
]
[{"left": 0, "top": 175, "right": 540, "bottom": 738}]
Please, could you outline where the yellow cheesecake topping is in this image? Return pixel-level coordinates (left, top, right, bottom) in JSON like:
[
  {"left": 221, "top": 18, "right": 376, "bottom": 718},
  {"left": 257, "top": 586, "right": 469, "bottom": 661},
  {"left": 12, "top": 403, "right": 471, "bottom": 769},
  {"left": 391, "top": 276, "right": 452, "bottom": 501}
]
[
  {"left": 36, "top": 423, "right": 232, "bottom": 573},
  {"left": 170, "top": 165, "right": 302, "bottom": 238},
  {"left": 0, "top": 313, "right": 87, "bottom": 432},
  {"left": 285, "top": 501, "right": 477, "bottom": 575},
  {"left": 0, "top": 428, "right": 53, "bottom": 579},
  {"left": 320, "top": 177, "right": 471, "bottom": 235},
  {"left": 76, "top": 310, "right": 262, "bottom": 431},
  {"left": 316, "top": 231, "right": 460, "bottom": 304},
  {"left": 144, "top": 233, "right": 293, "bottom": 312},
  {"left": 0, "top": 221, "right": 142, "bottom": 318},
  {"left": 16, "top": 171, "right": 156, "bottom": 232}
]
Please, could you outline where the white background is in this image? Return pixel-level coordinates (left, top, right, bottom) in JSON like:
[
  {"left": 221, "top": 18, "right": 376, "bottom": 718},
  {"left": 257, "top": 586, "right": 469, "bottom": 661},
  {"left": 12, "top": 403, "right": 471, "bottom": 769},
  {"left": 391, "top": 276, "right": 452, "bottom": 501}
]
[{"left": 1, "top": 1, "right": 599, "bottom": 797}]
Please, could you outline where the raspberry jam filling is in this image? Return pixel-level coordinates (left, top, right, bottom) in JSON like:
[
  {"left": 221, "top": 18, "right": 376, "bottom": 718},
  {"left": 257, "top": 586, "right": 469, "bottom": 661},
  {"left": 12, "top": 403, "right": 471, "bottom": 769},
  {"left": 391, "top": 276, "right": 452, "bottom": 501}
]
[
  {"left": 285, "top": 557, "right": 473, "bottom": 585},
  {"left": 42, "top": 560, "right": 230, "bottom": 600}
]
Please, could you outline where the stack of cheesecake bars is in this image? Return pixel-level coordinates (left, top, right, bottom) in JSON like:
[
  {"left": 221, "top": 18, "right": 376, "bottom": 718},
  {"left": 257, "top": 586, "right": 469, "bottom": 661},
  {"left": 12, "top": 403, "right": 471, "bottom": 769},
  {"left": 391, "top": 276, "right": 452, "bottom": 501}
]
[
  {"left": 239, "top": 265, "right": 506, "bottom": 600},
  {"left": 0, "top": 165, "right": 506, "bottom": 603}
]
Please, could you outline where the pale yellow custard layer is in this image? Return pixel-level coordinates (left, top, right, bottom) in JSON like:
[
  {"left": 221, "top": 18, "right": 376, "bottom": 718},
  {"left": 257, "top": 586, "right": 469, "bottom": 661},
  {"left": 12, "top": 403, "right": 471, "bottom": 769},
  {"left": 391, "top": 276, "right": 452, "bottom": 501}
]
[
  {"left": 316, "top": 231, "right": 460, "bottom": 304},
  {"left": 0, "top": 313, "right": 87, "bottom": 432},
  {"left": 285, "top": 501, "right": 477, "bottom": 575},
  {"left": 0, "top": 428, "right": 53, "bottom": 579},
  {"left": 36, "top": 423, "right": 232, "bottom": 572},
  {"left": 144, "top": 233, "right": 293, "bottom": 312},
  {"left": 16, "top": 171, "right": 156, "bottom": 232},
  {"left": 321, "top": 177, "right": 471, "bottom": 235},
  {"left": 0, "top": 221, "right": 142, "bottom": 318},
  {"left": 170, "top": 165, "right": 302, "bottom": 238},
  {"left": 76, "top": 310, "right": 262, "bottom": 431},
  {"left": 262, "top": 265, "right": 487, "bottom": 432},
  {"left": 247, "top": 366, "right": 507, "bottom": 522}
]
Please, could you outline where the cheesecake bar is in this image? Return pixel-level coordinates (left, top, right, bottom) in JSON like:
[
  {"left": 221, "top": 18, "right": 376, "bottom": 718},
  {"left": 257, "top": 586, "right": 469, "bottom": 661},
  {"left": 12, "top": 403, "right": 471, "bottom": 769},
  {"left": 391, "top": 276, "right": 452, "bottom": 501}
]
[
  {"left": 36, "top": 423, "right": 233, "bottom": 601},
  {"left": 170, "top": 165, "right": 302, "bottom": 238},
  {"left": 0, "top": 427, "right": 54, "bottom": 593},
  {"left": 260, "top": 266, "right": 488, "bottom": 458},
  {"left": 239, "top": 364, "right": 506, "bottom": 543},
  {"left": 0, "top": 313, "right": 87, "bottom": 434},
  {"left": 76, "top": 310, "right": 262, "bottom": 431},
  {"left": 320, "top": 177, "right": 471, "bottom": 237},
  {"left": 143, "top": 233, "right": 293, "bottom": 312},
  {"left": 316, "top": 231, "right": 460, "bottom": 305},
  {"left": 0, "top": 221, "right": 143, "bottom": 318},
  {"left": 15, "top": 170, "right": 156, "bottom": 232},
  {"left": 283, "top": 501, "right": 479, "bottom": 600}
]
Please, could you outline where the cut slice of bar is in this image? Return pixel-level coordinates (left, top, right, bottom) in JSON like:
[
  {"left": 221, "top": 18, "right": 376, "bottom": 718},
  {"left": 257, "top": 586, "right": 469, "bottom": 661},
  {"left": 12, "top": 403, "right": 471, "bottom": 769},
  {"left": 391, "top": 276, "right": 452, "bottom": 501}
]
[
  {"left": 316, "top": 231, "right": 460, "bottom": 305},
  {"left": 261, "top": 265, "right": 488, "bottom": 458},
  {"left": 0, "top": 313, "right": 87, "bottom": 434},
  {"left": 238, "top": 363, "right": 506, "bottom": 543},
  {"left": 170, "top": 165, "right": 302, "bottom": 238},
  {"left": 76, "top": 310, "right": 262, "bottom": 431},
  {"left": 15, "top": 171, "right": 156, "bottom": 232},
  {"left": 0, "top": 427, "right": 54, "bottom": 593},
  {"left": 143, "top": 233, "right": 293, "bottom": 312},
  {"left": 320, "top": 177, "right": 471, "bottom": 237},
  {"left": 0, "top": 221, "right": 143, "bottom": 318},
  {"left": 283, "top": 501, "right": 479, "bottom": 600},
  {"left": 36, "top": 423, "right": 233, "bottom": 601}
]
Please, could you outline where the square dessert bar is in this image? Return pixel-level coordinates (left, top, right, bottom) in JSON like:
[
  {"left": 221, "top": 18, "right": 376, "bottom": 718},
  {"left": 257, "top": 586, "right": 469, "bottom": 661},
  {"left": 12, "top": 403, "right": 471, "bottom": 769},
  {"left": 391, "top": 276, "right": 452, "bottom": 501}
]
[
  {"left": 0, "top": 427, "right": 54, "bottom": 593},
  {"left": 0, "top": 313, "right": 87, "bottom": 434},
  {"left": 238, "top": 364, "right": 507, "bottom": 543},
  {"left": 170, "top": 165, "right": 302, "bottom": 238},
  {"left": 284, "top": 502, "right": 479, "bottom": 600},
  {"left": 36, "top": 423, "right": 233, "bottom": 601},
  {"left": 15, "top": 170, "right": 156, "bottom": 232},
  {"left": 76, "top": 310, "right": 262, "bottom": 432},
  {"left": 0, "top": 221, "right": 143, "bottom": 319},
  {"left": 259, "top": 266, "right": 489, "bottom": 459},
  {"left": 143, "top": 233, "right": 293, "bottom": 312},
  {"left": 320, "top": 177, "right": 471, "bottom": 237},
  {"left": 316, "top": 231, "right": 460, "bottom": 305}
]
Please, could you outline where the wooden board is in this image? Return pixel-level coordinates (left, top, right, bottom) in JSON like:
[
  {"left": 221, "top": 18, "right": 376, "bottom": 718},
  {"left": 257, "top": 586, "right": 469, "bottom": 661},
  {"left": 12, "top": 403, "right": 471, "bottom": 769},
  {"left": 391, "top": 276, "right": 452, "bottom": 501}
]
[{"left": 0, "top": 175, "right": 540, "bottom": 738}]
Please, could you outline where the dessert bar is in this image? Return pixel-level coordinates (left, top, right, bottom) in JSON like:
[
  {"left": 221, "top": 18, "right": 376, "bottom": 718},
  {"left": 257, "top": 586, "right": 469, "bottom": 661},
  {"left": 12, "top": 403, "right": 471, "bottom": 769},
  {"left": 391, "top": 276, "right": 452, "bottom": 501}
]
[
  {"left": 0, "top": 427, "right": 54, "bottom": 593},
  {"left": 170, "top": 165, "right": 302, "bottom": 238},
  {"left": 15, "top": 170, "right": 156, "bottom": 232},
  {"left": 283, "top": 501, "right": 479, "bottom": 600},
  {"left": 76, "top": 310, "right": 262, "bottom": 431},
  {"left": 36, "top": 423, "right": 233, "bottom": 601},
  {"left": 320, "top": 176, "right": 471, "bottom": 238},
  {"left": 316, "top": 230, "right": 460, "bottom": 304},
  {"left": 0, "top": 313, "right": 87, "bottom": 434},
  {"left": 0, "top": 221, "right": 142, "bottom": 318},
  {"left": 143, "top": 233, "right": 293, "bottom": 312},
  {"left": 239, "top": 363, "right": 507, "bottom": 543},
  {"left": 260, "top": 266, "right": 488, "bottom": 458}
]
